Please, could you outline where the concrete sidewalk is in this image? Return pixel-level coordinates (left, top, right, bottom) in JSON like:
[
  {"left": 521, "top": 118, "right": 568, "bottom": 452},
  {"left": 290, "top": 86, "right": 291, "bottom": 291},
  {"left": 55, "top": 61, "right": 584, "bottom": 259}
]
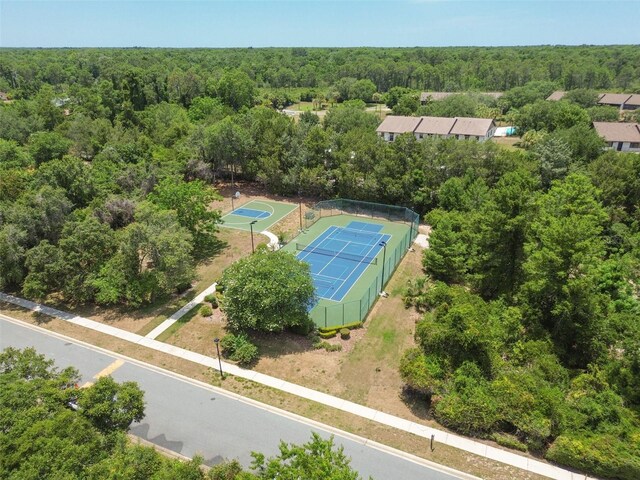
[
  {"left": 0, "top": 292, "right": 595, "bottom": 480},
  {"left": 146, "top": 283, "right": 217, "bottom": 340}
]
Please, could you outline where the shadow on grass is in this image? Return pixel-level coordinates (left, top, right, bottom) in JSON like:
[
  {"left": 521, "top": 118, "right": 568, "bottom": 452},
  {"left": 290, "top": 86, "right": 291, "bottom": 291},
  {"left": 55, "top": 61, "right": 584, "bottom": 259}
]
[
  {"left": 400, "top": 386, "right": 434, "bottom": 422},
  {"left": 194, "top": 237, "right": 228, "bottom": 263}
]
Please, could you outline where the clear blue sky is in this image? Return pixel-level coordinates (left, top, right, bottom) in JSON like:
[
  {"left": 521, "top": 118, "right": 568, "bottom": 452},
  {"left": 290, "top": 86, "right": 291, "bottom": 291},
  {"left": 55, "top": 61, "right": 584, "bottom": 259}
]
[{"left": 1, "top": 1, "right": 639, "bottom": 48}]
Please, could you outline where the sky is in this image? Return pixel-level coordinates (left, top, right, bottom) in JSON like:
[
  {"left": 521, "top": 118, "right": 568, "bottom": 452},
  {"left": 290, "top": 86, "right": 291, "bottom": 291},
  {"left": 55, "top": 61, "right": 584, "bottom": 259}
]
[{"left": 0, "top": 0, "right": 639, "bottom": 48}]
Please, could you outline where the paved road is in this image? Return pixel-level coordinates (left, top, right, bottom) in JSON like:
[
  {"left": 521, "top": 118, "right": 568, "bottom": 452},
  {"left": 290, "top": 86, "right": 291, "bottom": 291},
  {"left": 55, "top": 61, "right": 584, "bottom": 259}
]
[{"left": 0, "top": 315, "right": 467, "bottom": 480}]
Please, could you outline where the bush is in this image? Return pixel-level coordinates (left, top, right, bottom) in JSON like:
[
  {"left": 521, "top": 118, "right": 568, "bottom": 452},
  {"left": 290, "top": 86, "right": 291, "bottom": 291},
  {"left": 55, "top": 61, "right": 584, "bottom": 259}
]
[
  {"left": 318, "top": 330, "right": 337, "bottom": 339},
  {"left": 204, "top": 293, "right": 216, "bottom": 303},
  {"left": 546, "top": 434, "right": 640, "bottom": 480},
  {"left": 312, "top": 340, "right": 342, "bottom": 352},
  {"left": 492, "top": 433, "right": 527, "bottom": 452},
  {"left": 318, "top": 321, "right": 361, "bottom": 333},
  {"left": 216, "top": 283, "right": 225, "bottom": 293},
  {"left": 220, "top": 333, "right": 259, "bottom": 365},
  {"left": 340, "top": 328, "right": 350, "bottom": 339},
  {"left": 199, "top": 304, "right": 213, "bottom": 317}
]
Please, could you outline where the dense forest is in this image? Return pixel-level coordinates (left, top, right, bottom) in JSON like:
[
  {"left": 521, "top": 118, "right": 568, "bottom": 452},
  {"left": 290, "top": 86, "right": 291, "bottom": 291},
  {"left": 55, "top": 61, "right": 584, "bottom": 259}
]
[
  {"left": 0, "top": 47, "right": 639, "bottom": 479},
  {"left": 1, "top": 46, "right": 640, "bottom": 97}
]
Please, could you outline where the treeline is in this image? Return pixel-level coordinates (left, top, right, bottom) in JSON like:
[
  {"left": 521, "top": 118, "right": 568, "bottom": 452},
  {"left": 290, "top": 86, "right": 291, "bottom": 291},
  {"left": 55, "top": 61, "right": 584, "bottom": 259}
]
[
  {"left": 1, "top": 46, "right": 639, "bottom": 102},
  {"left": 0, "top": 59, "right": 634, "bottom": 309},
  {"left": 401, "top": 157, "right": 640, "bottom": 477}
]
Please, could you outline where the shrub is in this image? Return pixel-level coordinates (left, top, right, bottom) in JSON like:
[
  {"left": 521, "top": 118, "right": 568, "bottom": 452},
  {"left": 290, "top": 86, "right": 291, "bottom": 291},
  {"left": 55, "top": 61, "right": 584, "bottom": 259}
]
[
  {"left": 340, "top": 328, "right": 350, "bottom": 339},
  {"left": 204, "top": 293, "right": 216, "bottom": 303},
  {"left": 199, "top": 304, "right": 213, "bottom": 317},
  {"left": 232, "top": 342, "right": 259, "bottom": 365},
  {"left": 319, "top": 321, "right": 361, "bottom": 333},
  {"left": 312, "top": 340, "right": 342, "bottom": 352},
  {"left": 492, "top": 433, "right": 527, "bottom": 452},
  {"left": 220, "top": 333, "right": 259, "bottom": 365},
  {"left": 318, "top": 330, "right": 337, "bottom": 339},
  {"left": 216, "top": 283, "right": 225, "bottom": 293},
  {"left": 546, "top": 433, "right": 640, "bottom": 480}
]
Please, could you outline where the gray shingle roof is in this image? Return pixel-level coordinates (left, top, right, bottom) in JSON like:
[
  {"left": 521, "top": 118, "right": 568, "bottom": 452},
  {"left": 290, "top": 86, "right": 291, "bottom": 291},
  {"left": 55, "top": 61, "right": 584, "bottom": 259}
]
[{"left": 593, "top": 122, "right": 640, "bottom": 143}]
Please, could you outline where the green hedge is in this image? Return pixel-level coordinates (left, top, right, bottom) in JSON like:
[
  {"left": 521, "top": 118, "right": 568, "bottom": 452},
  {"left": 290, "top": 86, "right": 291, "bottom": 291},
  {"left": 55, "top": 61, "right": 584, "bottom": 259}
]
[
  {"left": 319, "top": 330, "right": 337, "bottom": 339},
  {"left": 319, "top": 321, "right": 362, "bottom": 333}
]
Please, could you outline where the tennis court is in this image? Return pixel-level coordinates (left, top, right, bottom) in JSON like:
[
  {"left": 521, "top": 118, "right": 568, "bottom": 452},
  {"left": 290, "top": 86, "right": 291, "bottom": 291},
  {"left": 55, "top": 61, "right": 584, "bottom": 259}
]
[
  {"left": 281, "top": 199, "right": 419, "bottom": 328},
  {"left": 296, "top": 221, "right": 391, "bottom": 302},
  {"left": 220, "top": 199, "right": 298, "bottom": 232}
]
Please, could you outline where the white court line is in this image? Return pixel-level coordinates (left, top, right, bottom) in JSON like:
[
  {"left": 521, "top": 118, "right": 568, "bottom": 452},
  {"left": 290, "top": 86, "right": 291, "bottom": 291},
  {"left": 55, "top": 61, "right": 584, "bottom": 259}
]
[
  {"left": 316, "top": 240, "right": 351, "bottom": 277},
  {"left": 221, "top": 200, "right": 295, "bottom": 230},
  {"left": 329, "top": 233, "right": 391, "bottom": 302},
  {"left": 297, "top": 226, "right": 339, "bottom": 263}
]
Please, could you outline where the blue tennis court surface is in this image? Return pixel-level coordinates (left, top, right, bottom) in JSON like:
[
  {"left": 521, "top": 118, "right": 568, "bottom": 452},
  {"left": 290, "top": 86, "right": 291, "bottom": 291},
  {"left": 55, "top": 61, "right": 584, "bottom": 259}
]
[
  {"left": 232, "top": 207, "right": 271, "bottom": 219},
  {"left": 297, "top": 221, "right": 391, "bottom": 302}
]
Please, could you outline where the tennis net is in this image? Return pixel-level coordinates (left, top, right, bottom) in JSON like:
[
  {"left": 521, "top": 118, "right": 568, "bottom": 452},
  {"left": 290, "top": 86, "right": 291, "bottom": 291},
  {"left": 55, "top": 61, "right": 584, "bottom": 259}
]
[{"left": 296, "top": 243, "right": 378, "bottom": 265}]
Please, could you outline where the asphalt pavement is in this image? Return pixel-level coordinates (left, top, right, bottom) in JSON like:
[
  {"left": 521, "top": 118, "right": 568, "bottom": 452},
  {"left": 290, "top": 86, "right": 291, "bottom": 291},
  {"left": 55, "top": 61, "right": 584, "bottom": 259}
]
[{"left": 0, "top": 315, "right": 467, "bottom": 480}]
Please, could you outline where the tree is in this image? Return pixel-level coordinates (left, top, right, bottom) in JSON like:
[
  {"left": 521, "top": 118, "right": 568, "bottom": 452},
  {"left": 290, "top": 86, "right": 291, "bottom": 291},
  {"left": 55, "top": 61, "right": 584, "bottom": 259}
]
[
  {"left": 27, "top": 131, "right": 72, "bottom": 166},
  {"left": 8, "top": 185, "right": 73, "bottom": 248},
  {"left": 197, "top": 117, "right": 253, "bottom": 182},
  {"left": 348, "top": 79, "right": 377, "bottom": 103},
  {"left": 533, "top": 136, "right": 573, "bottom": 189},
  {"left": 520, "top": 174, "right": 609, "bottom": 367},
  {"left": 92, "top": 203, "right": 195, "bottom": 306},
  {"left": 80, "top": 376, "right": 145, "bottom": 432},
  {"left": 33, "top": 155, "right": 96, "bottom": 207},
  {"left": 220, "top": 250, "right": 315, "bottom": 332},
  {"left": 149, "top": 178, "right": 223, "bottom": 254},
  {"left": 471, "top": 169, "right": 538, "bottom": 298},
  {"left": 513, "top": 100, "right": 590, "bottom": 134},
  {"left": 216, "top": 69, "right": 256, "bottom": 111},
  {"left": 22, "top": 215, "right": 118, "bottom": 303},
  {"left": 0, "top": 225, "right": 27, "bottom": 289},
  {"left": 250, "top": 433, "right": 363, "bottom": 480},
  {"left": 422, "top": 210, "right": 473, "bottom": 283},
  {"left": 0, "top": 347, "right": 207, "bottom": 480}
]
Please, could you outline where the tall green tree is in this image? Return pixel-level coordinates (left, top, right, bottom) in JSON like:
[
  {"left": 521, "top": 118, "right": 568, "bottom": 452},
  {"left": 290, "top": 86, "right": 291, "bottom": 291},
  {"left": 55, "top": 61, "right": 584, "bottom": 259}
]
[
  {"left": 220, "top": 250, "right": 315, "bottom": 332},
  {"left": 520, "top": 174, "right": 609, "bottom": 367},
  {"left": 92, "top": 203, "right": 195, "bottom": 306},
  {"left": 149, "top": 178, "right": 222, "bottom": 254}
]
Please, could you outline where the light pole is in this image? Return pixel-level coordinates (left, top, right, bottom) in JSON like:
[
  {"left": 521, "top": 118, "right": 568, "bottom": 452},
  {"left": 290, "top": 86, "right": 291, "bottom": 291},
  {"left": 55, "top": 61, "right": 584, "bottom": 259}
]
[
  {"left": 379, "top": 241, "right": 387, "bottom": 295},
  {"left": 213, "top": 337, "right": 223, "bottom": 378},
  {"left": 299, "top": 200, "right": 303, "bottom": 230},
  {"left": 250, "top": 220, "right": 258, "bottom": 253},
  {"left": 231, "top": 194, "right": 235, "bottom": 212}
]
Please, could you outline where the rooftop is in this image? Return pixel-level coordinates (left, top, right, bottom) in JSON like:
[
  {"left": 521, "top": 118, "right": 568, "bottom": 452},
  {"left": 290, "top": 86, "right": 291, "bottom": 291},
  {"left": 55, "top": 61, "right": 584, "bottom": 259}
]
[
  {"left": 593, "top": 122, "right": 640, "bottom": 143},
  {"left": 375, "top": 115, "right": 422, "bottom": 134}
]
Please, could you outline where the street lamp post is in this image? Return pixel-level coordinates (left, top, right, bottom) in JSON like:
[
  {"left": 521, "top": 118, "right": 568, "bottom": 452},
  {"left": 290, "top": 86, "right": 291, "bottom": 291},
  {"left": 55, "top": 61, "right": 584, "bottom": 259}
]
[
  {"left": 379, "top": 241, "right": 387, "bottom": 295},
  {"left": 231, "top": 194, "right": 235, "bottom": 212},
  {"left": 250, "top": 220, "right": 258, "bottom": 253},
  {"left": 213, "top": 337, "right": 223, "bottom": 378}
]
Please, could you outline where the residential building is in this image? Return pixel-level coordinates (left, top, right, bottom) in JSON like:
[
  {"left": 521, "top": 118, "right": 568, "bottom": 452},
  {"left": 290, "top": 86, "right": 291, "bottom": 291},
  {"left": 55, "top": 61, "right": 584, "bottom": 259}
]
[
  {"left": 377, "top": 115, "right": 497, "bottom": 142},
  {"left": 598, "top": 93, "right": 640, "bottom": 110},
  {"left": 593, "top": 122, "right": 640, "bottom": 152},
  {"left": 375, "top": 116, "right": 422, "bottom": 142},
  {"left": 546, "top": 91, "right": 567, "bottom": 101}
]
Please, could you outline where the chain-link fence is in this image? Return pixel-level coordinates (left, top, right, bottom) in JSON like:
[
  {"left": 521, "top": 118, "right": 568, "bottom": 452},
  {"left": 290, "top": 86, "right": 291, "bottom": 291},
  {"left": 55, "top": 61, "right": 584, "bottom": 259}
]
[{"left": 305, "top": 199, "right": 419, "bottom": 328}]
